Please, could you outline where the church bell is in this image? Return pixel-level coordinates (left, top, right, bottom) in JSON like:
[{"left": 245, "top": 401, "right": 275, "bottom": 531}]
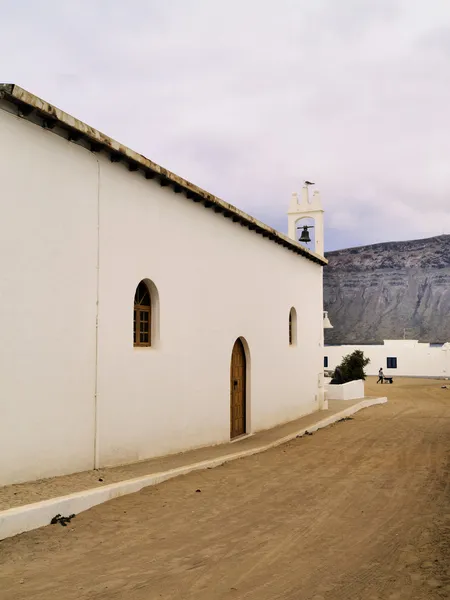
[{"left": 298, "top": 225, "right": 313, "bottom": 244}]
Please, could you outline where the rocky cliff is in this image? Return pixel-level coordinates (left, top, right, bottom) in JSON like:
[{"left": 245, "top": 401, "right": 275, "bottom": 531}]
[{"left": 323, "top": 235, "right": 450, "bottom": 344}]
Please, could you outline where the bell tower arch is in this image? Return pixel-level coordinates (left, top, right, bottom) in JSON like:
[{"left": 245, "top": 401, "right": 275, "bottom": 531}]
[{"left": 287, "top": 184, "right": 324, "bottom": 256}]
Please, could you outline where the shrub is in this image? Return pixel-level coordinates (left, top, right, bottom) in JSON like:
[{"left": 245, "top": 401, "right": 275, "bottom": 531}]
[{"left": 336, "top": 350, "right": 370, "bottom": 382}]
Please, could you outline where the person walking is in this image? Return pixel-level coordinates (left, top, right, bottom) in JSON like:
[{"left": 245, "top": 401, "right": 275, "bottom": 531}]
[{"left": 377, "top": 368, "right": 384, "bottom": 384}]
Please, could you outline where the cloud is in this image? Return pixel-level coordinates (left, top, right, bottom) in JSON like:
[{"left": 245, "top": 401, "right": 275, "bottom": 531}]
[{"left": 1, "top": 0, "right": 450, "bottom": 250}]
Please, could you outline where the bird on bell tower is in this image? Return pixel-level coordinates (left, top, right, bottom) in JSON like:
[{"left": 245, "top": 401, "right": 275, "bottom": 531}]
[{"left": 287, "top": 180, "right": 324, "bottom": 256}]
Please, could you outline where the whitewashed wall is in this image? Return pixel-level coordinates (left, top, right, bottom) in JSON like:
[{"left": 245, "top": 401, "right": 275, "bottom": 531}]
[
  {"left": 0, "top": 108, "right": 98, "bottom": 485},
  {"left": 95, "top": 158, "right": 323, "bottom": 466},
  {"left": 0, "top": 105, "right": 324, "bottom": 485},
  {"left": 325, "top": 340, "right": 450, "bottom": 378}
]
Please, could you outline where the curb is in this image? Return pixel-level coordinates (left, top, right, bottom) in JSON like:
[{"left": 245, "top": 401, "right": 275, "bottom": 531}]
[{"left": 0, "top": 397, "right": 387, "bottom": 541}]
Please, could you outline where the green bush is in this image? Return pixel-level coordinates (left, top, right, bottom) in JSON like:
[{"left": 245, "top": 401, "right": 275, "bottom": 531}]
[{"left": 336, "top": 350, "right": 370, "bottom": 382}]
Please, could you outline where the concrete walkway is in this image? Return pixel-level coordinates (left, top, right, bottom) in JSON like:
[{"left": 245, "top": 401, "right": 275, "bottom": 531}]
[{"left": 0, "top": 396, "right": 386, "bottom": 541}]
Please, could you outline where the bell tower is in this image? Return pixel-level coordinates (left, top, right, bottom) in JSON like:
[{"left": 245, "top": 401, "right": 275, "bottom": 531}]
[{"left": 287, "top": 183, "right": 324, "bottom": 256}]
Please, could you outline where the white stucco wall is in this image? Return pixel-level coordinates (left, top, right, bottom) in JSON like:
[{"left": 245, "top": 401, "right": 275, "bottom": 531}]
[
  {"left": 324, "top": 340, "right": 450, "bottom": 379},
  {"left": 0, "top": 108, "right": 98, "bottom": 485},
  {"left": 325, "top": 379, "right": 365, "bottom": 400},
  {"left": 0, "top": 104, "right": 324, "bottom": 485},
  {"left": 96, "top": 159, "right": 324, "bottom": 465}
]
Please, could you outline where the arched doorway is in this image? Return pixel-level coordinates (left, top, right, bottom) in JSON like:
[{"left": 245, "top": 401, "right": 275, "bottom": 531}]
[{"left": 230, "top": 339, "right": 247, "bottom": 439}]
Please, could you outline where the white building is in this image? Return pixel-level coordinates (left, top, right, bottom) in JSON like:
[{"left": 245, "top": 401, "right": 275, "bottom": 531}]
[
  {"left": 324, "top": 340, "right": 450, "bottom": 379},
  {"left": 0, "top": 84, "right": 327, "bottom": 486}
]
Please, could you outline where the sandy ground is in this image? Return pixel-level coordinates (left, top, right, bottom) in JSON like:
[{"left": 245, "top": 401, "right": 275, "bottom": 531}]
[
  {"left": 0, "top": 398, "right": 364, "bottom": 511},
  {"left": 1, "top": 377, "right": 449, "bottom": 600}
]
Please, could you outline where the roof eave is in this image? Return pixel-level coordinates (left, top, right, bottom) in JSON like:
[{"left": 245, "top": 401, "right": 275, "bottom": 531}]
[{"left": 0, "top": 84, "right": 327, "bottom": 267}]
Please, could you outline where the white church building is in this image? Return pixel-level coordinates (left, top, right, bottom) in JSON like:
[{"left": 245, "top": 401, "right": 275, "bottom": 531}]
[{"left": 0, "top": 84, "right": 327, "bottom": 486}]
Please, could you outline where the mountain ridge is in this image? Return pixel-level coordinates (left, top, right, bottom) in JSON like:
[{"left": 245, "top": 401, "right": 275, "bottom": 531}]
[{"left": 323, "top": 234, "right": 450, "bottom": 344}]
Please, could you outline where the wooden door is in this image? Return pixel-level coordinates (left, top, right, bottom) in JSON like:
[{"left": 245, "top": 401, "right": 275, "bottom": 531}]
[{"left": 230, "top": 339, "right": 246, "bottom": 439}]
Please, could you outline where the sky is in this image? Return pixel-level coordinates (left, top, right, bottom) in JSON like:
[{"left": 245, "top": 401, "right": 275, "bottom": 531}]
[{"left": 1, "top": 0, "right": 450, "bottom": 251}]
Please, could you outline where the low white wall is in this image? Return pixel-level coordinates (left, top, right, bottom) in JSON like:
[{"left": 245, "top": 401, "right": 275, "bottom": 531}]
[
  {"left": 325, "top": 340, "right": 450, "bottom": 379},
  {"left": 325, "top": 379, "right": 365, "bottom": 400}
]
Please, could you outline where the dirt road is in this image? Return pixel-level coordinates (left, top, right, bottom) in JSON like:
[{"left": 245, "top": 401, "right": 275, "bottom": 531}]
[{"left": 1, "top": 378, "right": 449, "bottom": 599}]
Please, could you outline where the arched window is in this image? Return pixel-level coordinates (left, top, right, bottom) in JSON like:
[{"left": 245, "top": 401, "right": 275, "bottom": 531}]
[
  {"left": 289, "top": 307, "right": 297, "bottom": 346},
  {"left": 134, "top": 281, "right": 152, "bottom": 346}
]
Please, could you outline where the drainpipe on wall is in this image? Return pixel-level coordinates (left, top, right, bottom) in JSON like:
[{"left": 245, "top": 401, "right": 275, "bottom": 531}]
[{"left": 93, "top": 157, "right": 101, "bottom": 469}]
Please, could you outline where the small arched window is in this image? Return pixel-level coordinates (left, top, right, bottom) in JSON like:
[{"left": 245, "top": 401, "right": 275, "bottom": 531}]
[
  {"left": 289, "top": 307, "right": 297, "bottom": 346},
  {"left": 134, "top": 281, "right": 151, "bottom": 347}
]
